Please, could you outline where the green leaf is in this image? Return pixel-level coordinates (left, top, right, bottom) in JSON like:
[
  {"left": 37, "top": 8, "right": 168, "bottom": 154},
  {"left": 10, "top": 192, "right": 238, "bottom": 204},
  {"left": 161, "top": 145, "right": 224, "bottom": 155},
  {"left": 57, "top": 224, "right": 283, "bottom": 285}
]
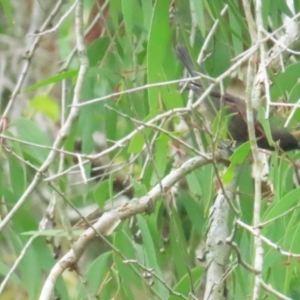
[
  {"left": 87, "top": 37, "right": 110, "bottom": 67},
  {"left": 169, "top": 209, "right": 189, "bottom": 279},
  {"left": 0, "top": 0, "right": 13, "bottom": 24},
  {"left": 212, "top": 107, "right": 231, "bottom": 141},
  {"left": 141, "top": 0, "right": 153, "bottom": 33},
  {"left": 258, "top": 107, "right": 276, "bottom": 148},
  {"left": 278, "top": 0, "right": 293, "bottom": 17},
  {"left": 131, "top": 178, "right": 147, "bottom": 197},
  {"left": 271, "top": 62, "right": 300, "bottom": 99},
  {"left": 147, "top": 0, "right": 172, "bottom": 114},
  {"left": 122, "top": 0, "right": 134, "bottom": 42},
  {"left": 289, "top": 82, "right": 300, "bottom": 103},
  {"left": 261, "top": 0, "right": 271, "bottom": 29},
  {"left": 77, "top": 102, "right": 104, "bottom": 154},
  {"left": 21, "top": 230, "right": 84, "bottom": 236},
  {"left": 238, "top": 162, "right": 254, "bottom": 224},
  {"left": 223, "top": 142, "right": 250, "bottom": 183},
  {"left": 169, "top": 267, "right": 204, "bottom": 300},
  {"left": 161, "top": 85, "right": 184, "bottom": 110},
  {"left": 136, "top": 215, "right": 159, "bottom": 267},
  {"left": 23, "top": 70, "right": 78, "bottom": 92},
  {"left": 186, "top": 172, "right": 202, "bottom": 196},
  {"left": 8, "top": 150, "right": 26, "bottom": 199},
  {"left": 78, "top": 252, "right": 112, "bottom": 298},
  {"left": 30, "top": 94, "right": 59, "bottom": 121},
  {"left": 205, "top": 33, "right": 231, "bottom": 77},
  {"left": 179, "top": 192, "right": 205, "bottom": 235},
  {"left": 0, "top": 260, "right": 21, "bottom": 285},
  {"left": 10, "top": 118, "right": 51, "bottom": 164},
  {"left": 20, "top": 244, "right": 41, "bottom": 298},
  {"left": 191, "top": 0, "right": 206, "bottom": 36},
  {"left": 113, "top": 223, "right": 144, "bottom": 298},
  {"left": 151, "top": 133, "right": 170, "bottom": 184},
  {"left": 105, "top": 105, "right": 118, "bottom": 142},
  {"left": 136, "top": 215, "right": 169, "bottom": 298},
  {"left": 263, "top": 188, "right": 300, "bottom": 221},
  {"left": 229, "top": 142, "right": 251, "bottom": 164},
  {"left": 94, "top": 179, "right": 111, "bottom": 209},
  {"left": 197, "top": 165, "right": 214, "bottom": 209},
  {"left": 128, "top": 131, "right": 145, "bottom": 153},
  {"left": 228, "top": 0, "right": 244, "bottom": 56}
]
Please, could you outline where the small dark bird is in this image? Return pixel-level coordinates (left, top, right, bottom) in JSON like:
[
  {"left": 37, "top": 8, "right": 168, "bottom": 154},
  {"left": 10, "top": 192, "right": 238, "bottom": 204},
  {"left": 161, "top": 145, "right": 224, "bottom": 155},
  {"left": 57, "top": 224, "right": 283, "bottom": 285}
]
[{"left": 176, "top": 46, "right": 300, "bottom": 152}]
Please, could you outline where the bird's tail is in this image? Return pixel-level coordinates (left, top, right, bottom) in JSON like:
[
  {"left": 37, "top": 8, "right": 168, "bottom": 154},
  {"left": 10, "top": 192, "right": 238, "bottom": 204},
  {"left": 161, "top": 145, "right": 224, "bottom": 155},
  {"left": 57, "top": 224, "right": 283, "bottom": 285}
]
[{"left": 176, "top": 46, "right": 198, "bottom": 77}]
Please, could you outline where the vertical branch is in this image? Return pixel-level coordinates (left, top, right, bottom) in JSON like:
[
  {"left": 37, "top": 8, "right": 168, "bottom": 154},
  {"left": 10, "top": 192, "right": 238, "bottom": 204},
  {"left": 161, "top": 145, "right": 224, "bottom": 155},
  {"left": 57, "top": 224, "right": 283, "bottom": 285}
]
[
  {"left": 243, "top": 0, "right": 264, "bottom": 298},
  {"left": 203, "top": 172, "right": 239, "bottom": 300}
]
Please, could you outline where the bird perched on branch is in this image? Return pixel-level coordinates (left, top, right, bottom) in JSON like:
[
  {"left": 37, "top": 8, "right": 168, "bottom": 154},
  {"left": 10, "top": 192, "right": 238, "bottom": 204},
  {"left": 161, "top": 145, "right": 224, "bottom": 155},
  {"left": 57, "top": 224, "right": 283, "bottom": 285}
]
[{"left": 176, "top": 46, "right": 300, "bottom": 152}]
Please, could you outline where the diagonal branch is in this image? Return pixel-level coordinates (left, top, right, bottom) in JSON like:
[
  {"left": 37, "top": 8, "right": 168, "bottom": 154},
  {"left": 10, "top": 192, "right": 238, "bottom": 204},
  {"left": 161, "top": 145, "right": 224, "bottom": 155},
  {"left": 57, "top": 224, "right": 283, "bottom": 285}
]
[{"left": 39, "top": 152, "right": 227, "bottom": 300}]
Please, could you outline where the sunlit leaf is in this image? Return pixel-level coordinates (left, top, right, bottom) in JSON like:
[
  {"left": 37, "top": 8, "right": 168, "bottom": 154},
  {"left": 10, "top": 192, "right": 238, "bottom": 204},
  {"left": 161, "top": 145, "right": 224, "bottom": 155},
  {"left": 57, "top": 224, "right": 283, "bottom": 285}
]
[
  {"left": 30, "top": 94, "right": 59, "bottom": 121},
  {"left": 128, "top": 131, "right": 145, "bottom": 153}
]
